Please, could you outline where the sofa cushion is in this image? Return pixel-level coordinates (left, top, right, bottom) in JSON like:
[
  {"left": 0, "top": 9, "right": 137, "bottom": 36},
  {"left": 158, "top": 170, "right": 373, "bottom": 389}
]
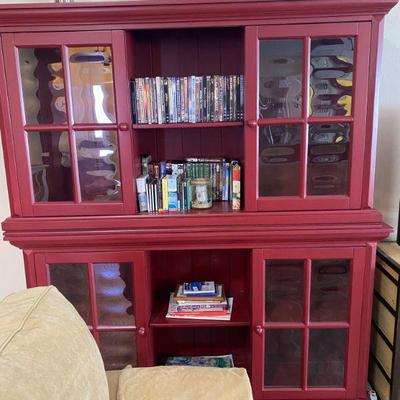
[
  {"left": 0, "top": 286, "right": 109, "bottom": 400},
  {"left": 107, "top": 370, "right": 122, "bottom": 400},
  {"left": 117, "top": 365, "right": 253, "bottom": 400}
]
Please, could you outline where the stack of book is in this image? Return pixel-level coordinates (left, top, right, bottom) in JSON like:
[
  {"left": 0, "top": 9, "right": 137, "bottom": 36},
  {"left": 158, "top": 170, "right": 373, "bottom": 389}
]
[
  {"left": 135, "top": 156, "right": 241, "bottom": 213},
  {"left": 165, "top": 354, "right": 234, "bottom": 368},
  {"left": 166, "top": 281, "right": 233, "bottom": 321},
  {"left": 131, "top": 75, "right": 244, "bottom": 124}
]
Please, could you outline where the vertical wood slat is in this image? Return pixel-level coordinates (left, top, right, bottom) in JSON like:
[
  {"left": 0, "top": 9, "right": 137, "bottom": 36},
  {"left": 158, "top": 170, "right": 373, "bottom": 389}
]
[
  {"left": 244, "top": 26, "right": 258, "bottom": 211},
  {"left": 0, "top": 35, "right": 23, "bottom": 215},
  {"left": 302, "top": 258, "right": 312, "bottom": 389},
  {"left": 61, "top": 44, "right": 81, "bottom": 203},
  {"left": 300, "top": 37, "right": 311, "bottom": 199},
  {"left": 87, "top": 262, "right": 100, "bottom": 343},
  {"left": 111, "top": 30, "right": 135, "bottom": 214}
]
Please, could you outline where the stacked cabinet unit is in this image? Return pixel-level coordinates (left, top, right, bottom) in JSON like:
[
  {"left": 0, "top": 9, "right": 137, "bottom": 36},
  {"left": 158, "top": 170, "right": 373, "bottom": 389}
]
[{"left": 0, "top": 1, "right": 396, "bottom": 399}]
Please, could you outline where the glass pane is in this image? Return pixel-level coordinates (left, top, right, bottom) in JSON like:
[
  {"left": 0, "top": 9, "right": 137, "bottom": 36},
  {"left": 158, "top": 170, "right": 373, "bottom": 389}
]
[
  {"left": 265, "top": 260, "right": 304, "bottom": 322},
  {"left": 308, "top": 329, "right": 347, "bottom": 387},
  {"left": 49, "top": 263, "right": 90, "bottom": 324},
  {"left": 76, "top": 130, "right": 121, "bottom": 201},
  {"left": 99, "top": 331, "right": 137, "bottom": 370},
  {"left": 307, "top": 123, "right": 350, "bottom": 195},
  {"left": 28, "top": 131, "right": 73, "bottom": 201},
  {"left": 94, "top": 263, "right": 134, "bottom": 326},
  {"left": 259, "top": 39, "right": 303, "bottom": 118},
  {"left": 259, "top": 125, "right": 301, "bottom": 197},
  {"left": 310, "top": 37, "right": 354, "bottom": 117},
  {"left": 19, "top": 47, "right": 67, "bottom": 125},
  {"left": 68, "top": 46, "right": 116, "bottom": 124},
  {"left": 265, "top": 329, "right": 303, "bottom": 387},
  {"left": 310, "top": 260, "right": 350, "bottom": 322}
]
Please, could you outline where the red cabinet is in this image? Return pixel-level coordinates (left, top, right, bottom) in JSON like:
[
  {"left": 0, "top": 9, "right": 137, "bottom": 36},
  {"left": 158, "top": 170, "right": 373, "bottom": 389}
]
[
  {"left": 0, "top": 1, "right": 396, "bottom": 400},
  {"left": 245, "top": 23, "right": 370, "bottom": 211},
  {"left": 2, "top": 31, "right": 135, "bottom": 216},
  {"left": 34, "top": 251, "right": 152, "bottom": 369},
  {"left": 252, "top": 247, "right": 366, "bottom": 399}
]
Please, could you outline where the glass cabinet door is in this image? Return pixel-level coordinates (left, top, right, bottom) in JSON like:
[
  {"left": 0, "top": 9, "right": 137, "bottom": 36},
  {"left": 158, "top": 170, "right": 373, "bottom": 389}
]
[
  {"left": 252, "top": 247, "right": 364, "bottom": 399},
  {"left": 3, "top": 31, "right": 134, "bottom": 216},
  {"left": 245, "top": 23, "right": 370, "bottom": 211},
  {"left": 35, "top": 251, "right": 150, "bottom": 369}
]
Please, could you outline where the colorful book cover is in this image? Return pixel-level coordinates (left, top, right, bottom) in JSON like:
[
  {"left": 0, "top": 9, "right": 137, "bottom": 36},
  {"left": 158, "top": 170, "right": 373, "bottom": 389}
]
[{"left": 165, "top": 354, "right": 234, "bottom": 368}]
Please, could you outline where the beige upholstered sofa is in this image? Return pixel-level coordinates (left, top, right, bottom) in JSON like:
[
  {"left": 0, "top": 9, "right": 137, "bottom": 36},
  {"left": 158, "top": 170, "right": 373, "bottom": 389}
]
[{"left": 0, "top": 286, "right": 253, "bottom": 400}]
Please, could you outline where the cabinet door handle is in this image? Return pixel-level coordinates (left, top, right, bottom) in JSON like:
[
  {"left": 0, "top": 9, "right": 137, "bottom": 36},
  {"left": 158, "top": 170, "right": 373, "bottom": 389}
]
[
  {"left": 255, "top": 325, "right": 263, "bottom": 336},
  {"left": 118, "top": 122, "right": 130, "bottom": 131},
  {"left": 247, "top": 120, "right": 257, "bottom": 128},
  {"left": 137, "top": 326, "right": 146, "bottom": 336}
]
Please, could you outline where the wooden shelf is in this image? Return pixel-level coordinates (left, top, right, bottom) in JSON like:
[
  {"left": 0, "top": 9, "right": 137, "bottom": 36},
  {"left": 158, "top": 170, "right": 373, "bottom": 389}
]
[
  {"left": 132, "top": 121, "right": 243, "bottom": 130},
  {"left": 150, "top": 295, "right": 250, "bottom": 328},
  {"left": 138, "top": 201, "right": 240, "bottom": 216}
]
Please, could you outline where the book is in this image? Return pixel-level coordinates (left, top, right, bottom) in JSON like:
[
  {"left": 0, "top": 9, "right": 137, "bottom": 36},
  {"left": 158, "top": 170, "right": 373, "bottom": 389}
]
[
  {"left": 183, "top": 281, "right": 216, "bottom": 295},
  {"left": 166, "top": 295, "right": 233, "bottom": 320},
  {"left": 174, "top": 284, "right": 225, "bottom": 303},
  {"left": 231, "top": 161, "right": 241, "bottom": 210},
  {"left": 165, "top": 354, "right": 234, "bottom": 368},
  {"left": 135, "top": 175, "right": 148, "bottom": 212}
]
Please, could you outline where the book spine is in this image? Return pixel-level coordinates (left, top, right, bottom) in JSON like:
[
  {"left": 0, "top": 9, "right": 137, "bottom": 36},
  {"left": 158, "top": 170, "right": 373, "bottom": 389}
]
[
  {"left": 239, "top": 74, "right": 244, "bottom": 120},
  {"left": 162, "top": 176, "right": 169, "bottom": 211},
  {"left": 231, "top": 161, "right": 241, "bottom": 210},
  {"left": 146, "top": 182, "right": 152, "bottom": 212},
  {"left": 163, "top": 77, "right": 169, "bottom": 124}
]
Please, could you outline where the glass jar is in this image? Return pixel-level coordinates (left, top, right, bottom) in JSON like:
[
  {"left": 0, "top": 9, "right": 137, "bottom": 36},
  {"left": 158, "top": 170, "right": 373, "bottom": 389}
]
[{"left": 191, "top": 178, "right": 212, "bottom": 209}]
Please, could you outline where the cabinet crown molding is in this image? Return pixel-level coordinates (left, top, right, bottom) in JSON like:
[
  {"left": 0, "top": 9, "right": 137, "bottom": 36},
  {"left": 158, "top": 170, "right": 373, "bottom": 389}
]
[{"left": 0, "top": 0, "right": 397, "bottom": 31}]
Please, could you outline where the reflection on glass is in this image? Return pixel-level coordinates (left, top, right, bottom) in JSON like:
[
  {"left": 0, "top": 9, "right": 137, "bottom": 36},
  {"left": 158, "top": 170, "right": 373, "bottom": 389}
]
[
  {"left": 307, "top": 123, "right": 350, "bottom": 195},
  {"left": 310, "top": 37, "right": 354, "bottom": 116},
  {"left": 75, "top": 131, "right": 121, "bottom": 201},
  {"left": 265, "top": 260, "right": 304, "bottom": 322},
  {"left": 99, "top": 331, "right": 137, "bottom": 370},
  {"left": 308, "top": 329, "right": 347, "bottom": 387},
  {"left": 19, "top": 47, "right": 67, "bottom": 125},
  {"left": 310, "top": 260, "right": 350, "bottom": 322},
  {"left": 95, "top": 263, "right": 134, "bottom": 326},
  {"left": 265, "top": 329, "right": 303, "bottom": 387},
  {"left": 49, "top": 263, "right": 90, "bottom": 323},
  {"left": 259, "top": 39, "right": 303, "bottom": 118},
  {"left": 259, "top": 125, "right": 301, "bottom": 197},
  {"left": 69, "top": 46, "right": 116, "bottom": 124},
  {"left": 28, "top": 131, "right": 73, "bottom": 202}
]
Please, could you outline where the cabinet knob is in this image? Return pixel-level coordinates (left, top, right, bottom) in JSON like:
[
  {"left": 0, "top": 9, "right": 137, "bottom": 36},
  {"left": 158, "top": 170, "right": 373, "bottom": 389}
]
[
  {"left": 255, "top": 325, "right": 263, "bottom": 336},
  {"left": 118, "top": 122, "right": 130, "bottom": 131},
  {"left": 247, "top": 120, "right": 257, "bottom": 128},
  {"left": 138, "top": 327, "right": 146, "bottom": 336}
]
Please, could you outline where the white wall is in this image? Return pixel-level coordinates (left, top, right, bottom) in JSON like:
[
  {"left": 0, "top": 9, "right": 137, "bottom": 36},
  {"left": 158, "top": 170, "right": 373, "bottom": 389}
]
[
  {"left": 0, "top": 0, "right": 399, "bottom": 299},
  {"left": 374, "top": 2, "right": 400, "bottom": 240}
]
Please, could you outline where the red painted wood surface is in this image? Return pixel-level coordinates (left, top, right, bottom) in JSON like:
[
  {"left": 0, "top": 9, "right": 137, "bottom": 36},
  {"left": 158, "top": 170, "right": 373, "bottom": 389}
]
[
  {"left": 248, "top": 22, "right": 370, "bottom": 211},
  {"left": 0, "top": 0, "right": 397, "bottom": 398},
  {"left": 34, "top": 251, "right": 151, "bottom": 367},
  {"left": 252, "top": 247, "right": 365, "bottom": 399},
  {"left": 2, "top": 31, "right": 135, "bottom": 216}
]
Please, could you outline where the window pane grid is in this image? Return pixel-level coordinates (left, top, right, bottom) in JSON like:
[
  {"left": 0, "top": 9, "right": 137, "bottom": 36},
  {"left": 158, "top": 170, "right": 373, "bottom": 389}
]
[
  {"left": 258, "top": 34, "right": 355, "bottom": 200},
  {"left": 264, "top": 257, "right": 351, "bottom": 389},
  {"left": 19, "top": 43, "right": 121, "bottom": 205}
]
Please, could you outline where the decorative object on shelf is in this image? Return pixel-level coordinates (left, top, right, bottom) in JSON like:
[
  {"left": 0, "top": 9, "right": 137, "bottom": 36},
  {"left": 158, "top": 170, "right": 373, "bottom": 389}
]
[
  {"left": 191, "top": 178, "right": 212, "bottom": 209},
  {"left": 165, "top": 354, "right": 234, "bottom": 368},
  {"left": 131, "top": 75, "right": 244, "bottom": 124}
]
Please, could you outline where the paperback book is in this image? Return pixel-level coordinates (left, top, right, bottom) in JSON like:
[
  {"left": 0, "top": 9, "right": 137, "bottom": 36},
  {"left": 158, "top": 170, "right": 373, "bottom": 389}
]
[{"left": 165, "top": 354, "right": 234, "bottom": 368}]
